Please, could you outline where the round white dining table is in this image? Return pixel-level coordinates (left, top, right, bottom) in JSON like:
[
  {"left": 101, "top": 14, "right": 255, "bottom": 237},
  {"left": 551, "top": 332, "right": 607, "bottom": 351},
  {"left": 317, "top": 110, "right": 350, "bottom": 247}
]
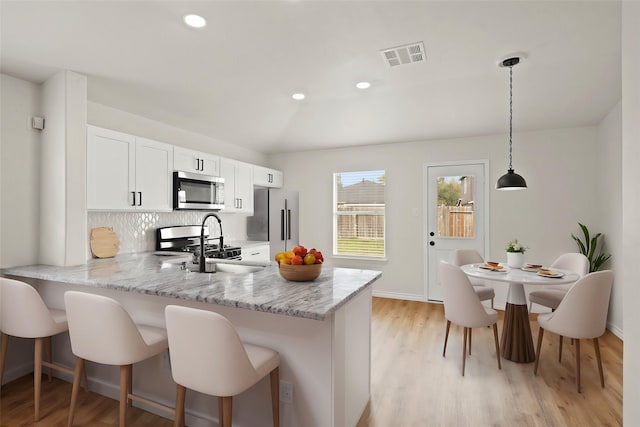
[{"left": 461, "top": 263, "right": 580, "bottom": 363}]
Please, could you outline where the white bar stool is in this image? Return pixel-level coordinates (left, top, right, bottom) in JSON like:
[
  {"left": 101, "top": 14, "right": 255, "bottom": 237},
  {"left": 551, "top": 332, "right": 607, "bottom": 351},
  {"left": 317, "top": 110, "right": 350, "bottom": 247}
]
[
  {"left": 64, "top": 291, "right": 172, "bottom": 427},
  {"left": 165, "top": 305, "right": 280, "bottom": 427},
  {"left": 0, "top": 277, "right": 88, "bottom": 421}
]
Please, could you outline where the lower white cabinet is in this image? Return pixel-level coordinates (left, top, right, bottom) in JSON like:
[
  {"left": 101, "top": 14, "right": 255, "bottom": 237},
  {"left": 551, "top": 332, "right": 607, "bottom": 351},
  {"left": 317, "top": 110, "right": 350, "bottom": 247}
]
[
  {"left": 87, "top": 126, "right": 173, "bottom": 211},
  {"left": 241, "top": 243, "right": 270, "bottom": 262},
  {"left": 220, "top": 158, "right": 254, "bottom": 214}
]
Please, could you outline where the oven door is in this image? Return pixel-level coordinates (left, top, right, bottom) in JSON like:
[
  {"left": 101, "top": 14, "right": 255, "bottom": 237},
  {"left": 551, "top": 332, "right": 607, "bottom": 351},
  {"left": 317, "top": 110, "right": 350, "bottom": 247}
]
[{"left": 174, "top": 171, "right": 225, "bottom": 210}]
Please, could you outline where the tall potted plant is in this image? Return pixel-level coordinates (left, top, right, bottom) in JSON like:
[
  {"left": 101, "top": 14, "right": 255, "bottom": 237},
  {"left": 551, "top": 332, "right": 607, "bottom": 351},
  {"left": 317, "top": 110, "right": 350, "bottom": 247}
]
[{"left": 571, "top": 222, "right": 611, "bottom": 272}]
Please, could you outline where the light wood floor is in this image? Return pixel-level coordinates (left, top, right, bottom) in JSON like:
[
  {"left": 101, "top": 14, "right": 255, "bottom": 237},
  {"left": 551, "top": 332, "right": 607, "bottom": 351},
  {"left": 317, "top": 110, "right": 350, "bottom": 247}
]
[{"left": 0, "top": 297, "right": 622, "bottom": 427}]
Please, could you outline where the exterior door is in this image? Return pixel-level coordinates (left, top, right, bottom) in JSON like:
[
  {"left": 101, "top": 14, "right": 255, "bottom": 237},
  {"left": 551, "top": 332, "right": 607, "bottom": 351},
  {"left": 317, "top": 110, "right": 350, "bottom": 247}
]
[{"left": 425, "top": 161, "right": 488, "bottom": 301}]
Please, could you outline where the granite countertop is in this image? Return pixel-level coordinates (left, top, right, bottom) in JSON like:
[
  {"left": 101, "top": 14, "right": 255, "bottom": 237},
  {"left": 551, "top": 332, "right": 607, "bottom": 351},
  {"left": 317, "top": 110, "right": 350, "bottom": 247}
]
[{"left": 1, "top": 253, "right": 381, "bottom": 321}]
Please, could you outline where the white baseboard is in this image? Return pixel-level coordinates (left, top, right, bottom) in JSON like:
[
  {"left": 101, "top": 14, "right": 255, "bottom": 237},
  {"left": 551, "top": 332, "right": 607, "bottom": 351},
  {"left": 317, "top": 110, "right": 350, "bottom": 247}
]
[
  {"left": 372, "top": 290, "right": 427, "bottom": 302},
  {"left": 1, "top": 361, "right": 33, "bottom": 386},
  {"left": 607, "top": 322, "right": 623, "bottom": 340}
]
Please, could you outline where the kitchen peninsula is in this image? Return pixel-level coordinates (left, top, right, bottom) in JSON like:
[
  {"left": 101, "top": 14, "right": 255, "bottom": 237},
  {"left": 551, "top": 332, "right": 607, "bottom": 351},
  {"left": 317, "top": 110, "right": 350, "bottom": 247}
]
[{"left": 2, "top": 253, "right": 381, "bottom": 427}]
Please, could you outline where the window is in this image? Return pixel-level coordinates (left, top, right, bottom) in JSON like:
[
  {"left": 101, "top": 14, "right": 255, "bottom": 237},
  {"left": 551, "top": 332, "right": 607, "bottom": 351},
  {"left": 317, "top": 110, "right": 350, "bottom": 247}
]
[{"left": 333, "top": 170, "right": 385, "bottom": 258}]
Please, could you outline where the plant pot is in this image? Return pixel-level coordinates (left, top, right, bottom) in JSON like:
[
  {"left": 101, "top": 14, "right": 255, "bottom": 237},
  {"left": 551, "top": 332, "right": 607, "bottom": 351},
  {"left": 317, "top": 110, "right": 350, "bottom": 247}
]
[{"left": 506, "top": 252, "right": 525, "bottom": 268}]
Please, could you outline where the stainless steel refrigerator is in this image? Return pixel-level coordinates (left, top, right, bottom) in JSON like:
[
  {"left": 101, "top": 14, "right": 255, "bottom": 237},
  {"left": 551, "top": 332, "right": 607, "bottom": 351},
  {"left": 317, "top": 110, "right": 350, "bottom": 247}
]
[{"left": 247, "top": 188, "right": 299, "bottom": 255}]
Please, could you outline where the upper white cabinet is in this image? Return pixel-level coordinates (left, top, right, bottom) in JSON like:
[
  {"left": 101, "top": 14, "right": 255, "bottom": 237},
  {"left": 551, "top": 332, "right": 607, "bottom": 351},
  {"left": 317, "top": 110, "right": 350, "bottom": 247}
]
[
  {"left": 253, "top": 165, "right": 283, "bottom": 188},
  {"left": 220, "top": 158, "right": 254, "bottom": 214},
  {"left": 87, "top": 126, "right": 173, "bottom": 211},
  {"left": 173, "top": 146, "right": 220, "bottom": 176}
]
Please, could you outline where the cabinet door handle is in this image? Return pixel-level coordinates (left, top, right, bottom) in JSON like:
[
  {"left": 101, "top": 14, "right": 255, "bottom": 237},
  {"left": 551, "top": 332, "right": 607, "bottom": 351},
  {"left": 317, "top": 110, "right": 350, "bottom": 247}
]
[
  {"left": 138, "top": 192, "right": 142, "bottom": 206},
  {"left": 195, "top": 158, "right": 200, "bottom": 171},
  {"left": 131, "top": 191, "right": 136, "bottom": 206},
  {"left": 199, "top": 159, "right": 204, "bottom": 171},
  {"left": 239, "top": 199, "right": 243, "bottom": 209}
]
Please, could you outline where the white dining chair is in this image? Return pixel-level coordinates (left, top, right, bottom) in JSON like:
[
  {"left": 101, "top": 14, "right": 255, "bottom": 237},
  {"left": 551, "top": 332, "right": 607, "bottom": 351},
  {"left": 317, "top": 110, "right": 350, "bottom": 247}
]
[
  {"left": 451, "top": 249, "right": 495, "bottom": 308},
  {"left": 439, "top": 261, "right": 501, "bottom": 376},
  {"left": 64, "top": 291, "right": 171, "bottom": 427},
  {"left": 0, "top": 278, "right": 87, "bottom": 421},
  {"left": 534, "top": 270, "right": 613, "bottom": 392},
  {"left": 165, "top": 305, "right": 280, "bottom": 427},
  {"left": 528, "top": 253, "right": 589, "bottom": 312}
]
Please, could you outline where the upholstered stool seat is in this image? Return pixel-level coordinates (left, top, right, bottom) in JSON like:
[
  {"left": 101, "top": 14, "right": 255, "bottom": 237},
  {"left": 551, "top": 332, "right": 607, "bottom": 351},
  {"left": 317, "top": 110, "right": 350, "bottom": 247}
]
[
  {"left": 64, "top": 291, "right": 171, "bottom": 427},
  {"left": 0, "top": 278, "right": 87, "bottom": 421}
]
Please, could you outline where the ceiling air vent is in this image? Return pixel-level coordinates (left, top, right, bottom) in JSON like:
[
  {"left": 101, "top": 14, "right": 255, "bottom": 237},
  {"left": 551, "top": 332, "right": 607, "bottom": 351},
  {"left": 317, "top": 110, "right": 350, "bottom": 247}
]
[{"left": 381, "top": 42, "right": 426, "bottom": 67}]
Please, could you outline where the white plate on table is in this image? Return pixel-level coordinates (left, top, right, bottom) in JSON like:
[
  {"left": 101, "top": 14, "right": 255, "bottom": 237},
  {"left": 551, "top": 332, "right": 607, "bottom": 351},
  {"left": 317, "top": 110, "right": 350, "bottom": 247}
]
[{"left": 536, "top": 270, "right": 565, "bottom": 278}]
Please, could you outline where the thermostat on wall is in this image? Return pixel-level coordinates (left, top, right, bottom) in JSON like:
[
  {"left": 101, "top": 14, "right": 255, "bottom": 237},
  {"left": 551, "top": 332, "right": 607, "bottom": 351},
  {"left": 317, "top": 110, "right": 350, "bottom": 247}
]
[{"left": 31, "top": 116, "right": 45, "bottom": 130}]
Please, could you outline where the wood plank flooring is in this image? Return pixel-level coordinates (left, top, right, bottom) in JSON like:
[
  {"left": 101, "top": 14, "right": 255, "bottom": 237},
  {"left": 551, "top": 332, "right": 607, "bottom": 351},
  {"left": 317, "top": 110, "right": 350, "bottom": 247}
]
[{"left": 0, "top": 297, "right": 622, "bottom": 426}]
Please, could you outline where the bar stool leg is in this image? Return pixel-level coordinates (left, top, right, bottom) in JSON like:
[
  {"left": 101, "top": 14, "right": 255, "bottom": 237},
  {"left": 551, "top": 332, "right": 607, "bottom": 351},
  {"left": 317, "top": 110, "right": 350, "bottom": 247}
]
[
  {"left": 174, "top": 384, "right": 186, "bottom": 427},
  {"left": 34, "top": 337, "right": 43, "bottom": 421},
  {"left": 68, "top": 357, "right": 84, "bottom": 427},
  {"left": 270, "top": 367, "right": 280, "bottom": 427},
  {"left": 0, "top": 333, "right": 8, "bottom": 384},
  {"left": 220, "top": 396, "right": 233, "bottom": 427},
  {"left": 119, "top": 365, "right": 130, "bottom": 427}
]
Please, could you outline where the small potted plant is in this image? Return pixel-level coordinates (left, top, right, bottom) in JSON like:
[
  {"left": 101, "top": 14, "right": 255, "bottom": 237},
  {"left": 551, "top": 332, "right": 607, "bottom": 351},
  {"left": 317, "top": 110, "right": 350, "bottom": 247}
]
[{"left": 505, "top": 239, "right": 527, "bottom": 268}]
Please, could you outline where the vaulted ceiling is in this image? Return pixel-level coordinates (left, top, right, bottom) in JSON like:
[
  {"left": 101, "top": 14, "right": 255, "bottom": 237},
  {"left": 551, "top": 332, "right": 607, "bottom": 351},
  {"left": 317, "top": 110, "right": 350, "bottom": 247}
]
[{"left": 0, "top": 1, "right": 621, "bottom": 154}]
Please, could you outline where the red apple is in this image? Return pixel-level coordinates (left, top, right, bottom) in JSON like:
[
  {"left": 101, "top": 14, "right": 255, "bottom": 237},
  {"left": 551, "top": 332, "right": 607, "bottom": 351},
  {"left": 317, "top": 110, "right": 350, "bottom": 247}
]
[{"left": 291, "top": 255, "right": 304, "bottom": 265}]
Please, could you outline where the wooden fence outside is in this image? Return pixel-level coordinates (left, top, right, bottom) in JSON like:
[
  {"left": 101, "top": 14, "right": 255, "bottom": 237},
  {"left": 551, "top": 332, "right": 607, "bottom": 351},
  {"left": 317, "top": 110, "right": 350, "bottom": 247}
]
[{"left": 438, "top": 205, "right": 474, "bottom": 238}]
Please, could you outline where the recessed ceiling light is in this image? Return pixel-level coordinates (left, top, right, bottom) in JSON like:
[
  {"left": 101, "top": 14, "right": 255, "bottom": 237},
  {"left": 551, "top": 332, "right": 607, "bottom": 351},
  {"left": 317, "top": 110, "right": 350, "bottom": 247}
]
[
  {"left": 292, "top": 93, "right": 305, "bottom": 100},
  {"left": 183, "top": 14, "right": 206, "bottom": 28},
  {"left": 356, "top": 81, "right": 371, "bottom": 89}
]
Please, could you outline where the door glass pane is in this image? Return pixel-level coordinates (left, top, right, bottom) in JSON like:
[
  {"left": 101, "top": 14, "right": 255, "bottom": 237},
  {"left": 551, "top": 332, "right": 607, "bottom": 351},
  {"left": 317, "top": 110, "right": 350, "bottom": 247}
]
[{"left": 436, "top": 175, "right": 475, "bottom": 238}]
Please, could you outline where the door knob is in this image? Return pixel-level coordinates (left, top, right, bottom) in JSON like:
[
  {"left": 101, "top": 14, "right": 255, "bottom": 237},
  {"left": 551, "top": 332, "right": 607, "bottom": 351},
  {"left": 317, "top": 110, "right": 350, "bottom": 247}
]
[{"left": 429, "top": 241, "right": 435, "bottom": 246}]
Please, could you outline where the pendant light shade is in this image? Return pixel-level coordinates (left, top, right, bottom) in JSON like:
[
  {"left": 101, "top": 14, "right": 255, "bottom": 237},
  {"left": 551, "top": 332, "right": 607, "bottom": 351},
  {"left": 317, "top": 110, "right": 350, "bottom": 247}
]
[{"left": 496, "top": 57, "right": 527, "bottom": 190}]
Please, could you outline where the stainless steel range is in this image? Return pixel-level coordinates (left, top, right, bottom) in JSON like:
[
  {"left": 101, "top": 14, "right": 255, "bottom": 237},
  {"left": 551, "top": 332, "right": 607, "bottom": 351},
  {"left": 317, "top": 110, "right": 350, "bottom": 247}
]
[{"left": 155, "top": 225, "right": 242, "bottom": 262}]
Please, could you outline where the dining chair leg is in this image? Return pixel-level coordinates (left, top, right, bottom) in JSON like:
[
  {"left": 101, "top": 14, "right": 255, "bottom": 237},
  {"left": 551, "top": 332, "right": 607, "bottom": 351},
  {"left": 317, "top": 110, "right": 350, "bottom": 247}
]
[
  {"left": 492, "top": 324, "right": 501, "bottom": 370},
  {"left": 34, "top": 337, "right": 43, "bottom": 421},
  {"left": 68, "top": 357, "right": 84, "bottom": 427},
  {"left": 81, "top": 359, "right": 89, "bottom": 393},
  {"left": 119, "top": 365, "right": 130, "bottom": 426},
  {"left": 593, "top": 338, "right": 605, "bottom": 388},
  {"left": 575, "top": 339, "right": 581, "bottom": 393},
  {"left": 173, "top": 384, "right": 186, "bottom": 427},
  {"left": 0, "top": 333, "right": 8, "bottom": 385},
  {"left": 534, "top": 327, "right": 544, "bottom": 375},
  {"left": 270, "top": 367, "right": 280, "bottom": 427},
  {"left": 46, "top": 336, "right": 53, "bottom": 381},
  {"left": 461, "top": 327, "right": 468, "bottom": 376},
  {"left": 221, "top": 396, "right": 233, "bottom": 427},
  {"left": 468, "top": 328, "right": 472, "bottom": 355},
  {"left": 558, "top": 335, "right": 563, "bottom": 363},
  {"left": 442, "top": 320, "right": 451, "bottom": 357}
]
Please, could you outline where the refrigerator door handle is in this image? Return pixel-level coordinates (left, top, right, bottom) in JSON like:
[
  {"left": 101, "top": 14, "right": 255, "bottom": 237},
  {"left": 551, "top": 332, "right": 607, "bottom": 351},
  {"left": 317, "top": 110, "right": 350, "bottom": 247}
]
[
  {"left": 280, "top": 209, "right": 286, "bottom": 241},
  {"left": 287, "top": 209, "right": 292, "bottom": 240}
]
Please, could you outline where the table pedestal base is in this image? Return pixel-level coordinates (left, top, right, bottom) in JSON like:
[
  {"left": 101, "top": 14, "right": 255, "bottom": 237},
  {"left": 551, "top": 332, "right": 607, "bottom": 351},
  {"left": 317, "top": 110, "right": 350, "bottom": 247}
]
[{"left": 501, "top": 303, "right": 535, "bottom": 363}]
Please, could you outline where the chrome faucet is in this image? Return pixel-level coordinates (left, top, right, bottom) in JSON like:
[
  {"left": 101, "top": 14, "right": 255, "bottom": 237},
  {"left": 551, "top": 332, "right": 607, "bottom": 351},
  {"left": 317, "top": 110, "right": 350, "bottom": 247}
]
[{"left": 200, "top": 212, "right": 224, "bottom": 273}]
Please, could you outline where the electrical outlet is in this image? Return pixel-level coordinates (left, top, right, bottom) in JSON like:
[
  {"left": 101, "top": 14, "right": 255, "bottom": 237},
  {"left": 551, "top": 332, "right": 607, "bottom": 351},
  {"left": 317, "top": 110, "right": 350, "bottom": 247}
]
[{"left": 279, "top": 380, "right": 293, "bottom": 403}]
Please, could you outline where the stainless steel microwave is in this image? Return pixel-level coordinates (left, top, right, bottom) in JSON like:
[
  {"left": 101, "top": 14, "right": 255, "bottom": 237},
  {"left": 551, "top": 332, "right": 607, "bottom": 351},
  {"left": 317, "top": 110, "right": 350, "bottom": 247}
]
[{"left": 173, "top": 171, "right": 225, "bottom": 210}]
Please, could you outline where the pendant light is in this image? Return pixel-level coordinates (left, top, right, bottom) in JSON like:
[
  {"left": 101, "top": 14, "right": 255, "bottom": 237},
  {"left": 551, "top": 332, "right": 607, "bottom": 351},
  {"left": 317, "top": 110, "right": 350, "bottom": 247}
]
[{"left": 496, "top": 57, "right": 527, "bottom": 190}]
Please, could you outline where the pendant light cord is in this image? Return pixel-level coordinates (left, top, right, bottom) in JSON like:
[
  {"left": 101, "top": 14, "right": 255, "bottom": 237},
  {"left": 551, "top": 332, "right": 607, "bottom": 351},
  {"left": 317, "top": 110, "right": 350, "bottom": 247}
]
[{"left": 508, "top": 65, "right": 513, "bottom": 170}]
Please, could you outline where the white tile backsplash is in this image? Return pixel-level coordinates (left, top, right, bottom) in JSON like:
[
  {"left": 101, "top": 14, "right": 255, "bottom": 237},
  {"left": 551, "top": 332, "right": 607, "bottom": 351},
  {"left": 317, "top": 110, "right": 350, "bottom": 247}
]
[{"left": 87, "top": 211, "right": 248, "bottom": 255}]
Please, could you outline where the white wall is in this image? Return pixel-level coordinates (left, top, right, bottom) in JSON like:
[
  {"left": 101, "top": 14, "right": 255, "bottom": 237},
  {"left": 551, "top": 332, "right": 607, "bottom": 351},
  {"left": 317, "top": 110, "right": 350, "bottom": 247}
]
[
  {"left": 0, "top": 74, "right": 42, "bottom": 268},
  {"left": 597, "top": 100, "right": 622, "bottom": 337},
  {"left": 622, "top": 2, "right": 640, "bottom": 424},
  {"left": 270, "top": 126, "right": 601, "bottom": 302}
]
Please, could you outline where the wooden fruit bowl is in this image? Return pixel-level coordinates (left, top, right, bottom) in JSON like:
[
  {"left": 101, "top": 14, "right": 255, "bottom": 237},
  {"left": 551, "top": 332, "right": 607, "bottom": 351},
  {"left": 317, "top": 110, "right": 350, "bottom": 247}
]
[{"left": 279, "top": 263, "right": 322, "bottom": 282}]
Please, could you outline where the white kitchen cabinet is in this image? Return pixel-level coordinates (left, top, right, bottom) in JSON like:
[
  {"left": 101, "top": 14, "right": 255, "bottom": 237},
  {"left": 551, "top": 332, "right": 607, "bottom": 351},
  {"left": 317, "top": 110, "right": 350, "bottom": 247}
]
[
  {"left": 87, "top": 126, "right": 173, "bottom": 211},
  {"left": 220, "top": 158, "right": 254, "bottom": 214},
  {"left": 253, "top": 165, "right": 283, "bottom": 188},
  {"left": 173, "top": 146, "right": 219, "bottom": 176},
  {"left": 241, "top": 243, "right": 270, "bottom": 262}
]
